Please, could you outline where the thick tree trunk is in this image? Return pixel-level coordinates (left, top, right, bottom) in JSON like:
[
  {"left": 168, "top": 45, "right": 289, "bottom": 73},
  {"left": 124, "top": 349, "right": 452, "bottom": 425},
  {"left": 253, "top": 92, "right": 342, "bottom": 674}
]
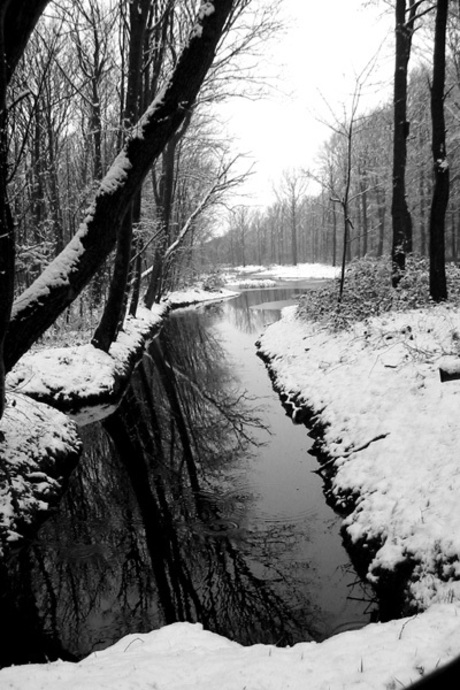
[
  {"left": 429, "top": 0, "right": 448, "bottom": 302},
  {"left": 4, "top": 0, "right": 50, "bottom": 80},
  {"left": 0, "top": 0, "right": 16, "bottom": 418},
  {"left": 391, "top": 0, "right": 414, "bottom": 286},
  {"left": 4, "top": 0, "right": 234, "bottom": 373}
]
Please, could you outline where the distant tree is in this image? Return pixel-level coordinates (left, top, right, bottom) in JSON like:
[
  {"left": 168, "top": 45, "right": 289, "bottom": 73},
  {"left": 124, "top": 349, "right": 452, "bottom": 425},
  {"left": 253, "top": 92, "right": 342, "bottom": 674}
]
[{"left": 275, "top": 169, "right": 308, "bottom": 267}]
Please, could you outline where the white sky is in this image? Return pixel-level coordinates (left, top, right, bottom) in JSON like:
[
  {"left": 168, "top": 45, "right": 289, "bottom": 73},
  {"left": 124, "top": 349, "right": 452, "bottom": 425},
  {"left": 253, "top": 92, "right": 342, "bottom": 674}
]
[{"left": 219, "top": 0, "right": 395, "bottom": 209}]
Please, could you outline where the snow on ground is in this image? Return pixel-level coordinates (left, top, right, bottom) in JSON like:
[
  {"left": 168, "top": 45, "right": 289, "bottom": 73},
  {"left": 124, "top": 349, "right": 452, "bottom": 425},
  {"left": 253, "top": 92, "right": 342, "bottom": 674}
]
[
  {"left": 0, "top": 394, "right": 81, "bottom": 557},
  {"left": 5, "top": 266, "right": 460, "bottom": 687},
  {"left": 6, "top": 304, "right": 166, "bottom": 425},
  {"left": 258, "top": 303, "right": 460, "bottom": 612},
  {"left": 223, "top": 262, "right": 340, "bottom": 282},
  {"left": 1, "top": 604, "right": 460, "bottom": 689},
  {"left": 164, "top": 286, "right": 238, "bottom": 308},
  {"left": 226, "top": 277, "right": 278, "bottom": 288}
]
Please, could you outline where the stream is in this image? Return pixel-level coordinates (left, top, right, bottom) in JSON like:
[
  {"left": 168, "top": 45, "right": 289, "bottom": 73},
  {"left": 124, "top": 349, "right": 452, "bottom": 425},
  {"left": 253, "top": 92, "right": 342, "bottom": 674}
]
[{"left": 1, "top": 282, "right": 378, "bottom": 667}]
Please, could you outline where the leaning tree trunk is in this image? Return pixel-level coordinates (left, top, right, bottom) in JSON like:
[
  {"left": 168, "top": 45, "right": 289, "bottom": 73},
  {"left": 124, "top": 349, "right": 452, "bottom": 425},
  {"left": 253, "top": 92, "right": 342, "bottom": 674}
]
[
  {"left": 4, "top": 0, "right": 235, "bottom": 373},
  {"left": 391, "top": 0, "right": 415, "bottom": 287},
  {"left": 429, "top": 0, "right": 449, "bottom": 302},
  {"left": 0, "top": 0, "right": 51, "bottom": 418}
]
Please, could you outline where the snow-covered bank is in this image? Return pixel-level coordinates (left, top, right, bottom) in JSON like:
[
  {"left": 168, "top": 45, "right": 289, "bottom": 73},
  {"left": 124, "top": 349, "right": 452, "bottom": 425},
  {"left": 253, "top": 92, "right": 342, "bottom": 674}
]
[
  {"left": 0, "top": 290, "right": 233, "bottom": 559},
  {"left": 164, "top": 286, "right": 239, "bottom": 308},
  {"left": 258, "top": 303, "right": 460, "bottom": 613},
  {"left": 6, "top": 291, "right": 237, "bottom": 425},
  {"left": 0, "top": 395, "right": 81, "bottom": 557},
  {"left": 7, "top": 305, "right": 167, "bottom": 425},
  {"left": 1, "top": 604, "right": 460, "bottom": 689},
  {"left": 224, "top": 262, "right": 339, "bottom": 281},
  {"left": 6, "top": 265, "right": 460, "bottom": 688}
]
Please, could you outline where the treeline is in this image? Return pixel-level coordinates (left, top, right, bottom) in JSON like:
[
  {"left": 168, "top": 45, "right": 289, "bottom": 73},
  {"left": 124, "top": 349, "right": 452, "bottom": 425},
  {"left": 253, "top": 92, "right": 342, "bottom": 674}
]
[{"left": 208, "top": 3, "right": 460, "bottom": 276}]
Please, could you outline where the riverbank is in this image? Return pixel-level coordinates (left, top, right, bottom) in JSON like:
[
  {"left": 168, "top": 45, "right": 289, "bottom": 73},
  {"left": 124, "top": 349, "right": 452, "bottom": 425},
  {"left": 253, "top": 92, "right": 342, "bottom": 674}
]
[
  {"left": 1, "top": 288, "right": 236, "bottom": 558},
  {"left": 257, "top": 302, "right": 460, "bottom": 615},
  {"left": 2, "top": 264, "right": 460, "bottom": 688}
]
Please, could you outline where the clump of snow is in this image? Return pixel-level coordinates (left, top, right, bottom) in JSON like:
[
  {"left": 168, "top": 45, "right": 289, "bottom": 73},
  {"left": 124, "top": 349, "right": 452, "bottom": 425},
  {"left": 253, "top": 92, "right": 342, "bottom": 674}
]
[
  {"left": 98, "top": 151, "right": 132, "bottom": 194},
  {"left": 0, "top": 394, "right": 81, "bottom": 557},
  {"left": 257, "top": 303, "right": 460, "bottom": 610},
  {"left": 1, "top": 605, "right": 460, "bottom": 689}
]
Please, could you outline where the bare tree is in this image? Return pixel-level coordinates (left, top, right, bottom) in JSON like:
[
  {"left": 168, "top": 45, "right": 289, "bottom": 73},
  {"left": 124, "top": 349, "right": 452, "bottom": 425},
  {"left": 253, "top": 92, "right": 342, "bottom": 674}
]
[
  {"left": 391, "top": 0, "right": 433, "bottom": 286},
  {"left": 1, "top": 0, "right": 236, "bottom": 402},
  {"left": 275, "top": 169, "right": 308, "bottom": 267}
]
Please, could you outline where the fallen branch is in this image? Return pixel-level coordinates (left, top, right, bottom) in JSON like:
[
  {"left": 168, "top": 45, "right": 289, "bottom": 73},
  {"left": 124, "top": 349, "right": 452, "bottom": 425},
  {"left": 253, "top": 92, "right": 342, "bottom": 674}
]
[{"left": 314, "top": 432, "right": 390, "bottom": 474}]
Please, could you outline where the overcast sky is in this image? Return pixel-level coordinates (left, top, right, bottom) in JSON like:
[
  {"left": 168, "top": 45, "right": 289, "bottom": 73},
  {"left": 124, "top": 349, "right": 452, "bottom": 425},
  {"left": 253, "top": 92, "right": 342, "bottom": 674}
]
[{"left": 219, "top": 0, "right": 395, "bottom": 209}]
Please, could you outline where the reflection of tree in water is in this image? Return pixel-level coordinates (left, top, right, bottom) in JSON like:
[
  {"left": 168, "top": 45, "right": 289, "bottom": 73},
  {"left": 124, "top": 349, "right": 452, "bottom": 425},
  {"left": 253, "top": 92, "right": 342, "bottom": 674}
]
[
  {"left": 204, "top": 288, "right": 302, "bottom": 335},
  {"left": 4, "top": 423, "right": 160, "bottom": 663},
  {"left": 101, "top": 311, "right": 318, "bottom": 646},
  {"left": 2, "top": 306, "right": 320, "bottom": 665}
]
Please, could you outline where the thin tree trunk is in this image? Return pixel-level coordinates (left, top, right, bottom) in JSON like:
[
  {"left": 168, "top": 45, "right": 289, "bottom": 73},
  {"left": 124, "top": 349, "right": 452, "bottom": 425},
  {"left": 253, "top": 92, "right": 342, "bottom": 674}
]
[
  {"left": 429, "top": 0, "right": 448, "bottom": 302},
  {"left": 391, "top": 0, "right": 415, "bottom": 286}
]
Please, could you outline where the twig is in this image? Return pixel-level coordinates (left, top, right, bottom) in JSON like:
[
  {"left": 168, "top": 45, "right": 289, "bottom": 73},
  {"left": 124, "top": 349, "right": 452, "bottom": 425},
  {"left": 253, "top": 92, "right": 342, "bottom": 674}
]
[{"left": 314, "top": 432, "right": 390, "bottom": 474}]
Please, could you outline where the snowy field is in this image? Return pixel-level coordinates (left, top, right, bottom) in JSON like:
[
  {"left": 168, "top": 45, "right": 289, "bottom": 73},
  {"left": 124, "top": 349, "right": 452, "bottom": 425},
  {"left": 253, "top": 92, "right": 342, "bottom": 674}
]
[{"left": 3, "top": 263, "right": 460, "bottom": 688}]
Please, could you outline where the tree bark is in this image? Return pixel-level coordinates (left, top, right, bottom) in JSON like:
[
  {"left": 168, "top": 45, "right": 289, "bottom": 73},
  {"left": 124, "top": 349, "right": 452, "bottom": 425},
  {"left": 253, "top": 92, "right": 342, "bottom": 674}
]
[
  {"left": 4, "top": 0, "right": 235, "bottom": 373},
  {"left": 0, "top": 0, "right": 16, "bottom": 417},
  {"left": 429, "top": 0, "right": 448, "bottom": 302},
  {"left": 3, "top": 0, "right": 50, "bottom": 80},
  {"left": 92, "top": 0, "right": 151, "bottom": 351},
  {"left": 391, "top": 0, "right": 415, "bottom": 286}
]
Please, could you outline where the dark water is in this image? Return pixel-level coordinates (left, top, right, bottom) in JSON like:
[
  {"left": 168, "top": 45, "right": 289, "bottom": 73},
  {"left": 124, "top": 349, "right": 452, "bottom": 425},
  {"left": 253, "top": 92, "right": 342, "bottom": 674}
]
[{"left": 0, "top": 284, "right": 377, "bottom": 667}]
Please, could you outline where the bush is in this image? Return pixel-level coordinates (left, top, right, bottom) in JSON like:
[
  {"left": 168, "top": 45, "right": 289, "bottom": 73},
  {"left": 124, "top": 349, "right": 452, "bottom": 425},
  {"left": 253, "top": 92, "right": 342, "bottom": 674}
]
[
  {"left": 297, "top": 256, "right": 460, "bottom": 330},
  {"left": 202, "top": 272, "right": 225, "bottom": 292}
]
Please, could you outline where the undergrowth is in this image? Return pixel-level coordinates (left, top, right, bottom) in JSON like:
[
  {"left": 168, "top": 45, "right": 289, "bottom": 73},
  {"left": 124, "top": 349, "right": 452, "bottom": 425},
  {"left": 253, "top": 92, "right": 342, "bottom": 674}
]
[{"left": 297, "top": 256, "right": 460, "bottom": 330}]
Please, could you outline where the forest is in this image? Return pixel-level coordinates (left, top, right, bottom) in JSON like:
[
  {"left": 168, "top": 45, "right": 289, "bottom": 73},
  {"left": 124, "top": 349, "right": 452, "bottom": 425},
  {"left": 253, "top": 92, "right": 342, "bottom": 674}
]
[
  {"left": 0, "top": 0, "right": 279, "bottom": 420},
  {"left": 0, "top": 0, "right": 456, "bottom": 417},
  {"left": 211, "top": 1, "right": 457, "bottom": 298}
]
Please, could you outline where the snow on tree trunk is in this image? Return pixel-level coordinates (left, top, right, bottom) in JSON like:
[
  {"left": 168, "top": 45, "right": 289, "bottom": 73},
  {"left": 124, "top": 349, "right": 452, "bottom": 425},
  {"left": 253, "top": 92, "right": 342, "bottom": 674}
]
[{"left": 4, "top": 0, "right": 234, "bottom": 373}]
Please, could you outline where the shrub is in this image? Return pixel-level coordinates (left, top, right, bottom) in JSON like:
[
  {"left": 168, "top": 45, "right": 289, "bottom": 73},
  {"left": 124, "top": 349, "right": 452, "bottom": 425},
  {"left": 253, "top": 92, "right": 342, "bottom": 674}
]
[{"left": 297, "top": 256, "right": 460, "bottom": 330}]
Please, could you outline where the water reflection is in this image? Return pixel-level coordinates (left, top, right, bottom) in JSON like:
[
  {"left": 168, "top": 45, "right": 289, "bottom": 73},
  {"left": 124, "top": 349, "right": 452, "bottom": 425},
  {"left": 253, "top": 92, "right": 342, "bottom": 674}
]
[
  {"left": 0, "top": 285, "right": 377, "bottom": 667},
  {"left": 208, "top": 286, "right": 305, "bottom": 334}
]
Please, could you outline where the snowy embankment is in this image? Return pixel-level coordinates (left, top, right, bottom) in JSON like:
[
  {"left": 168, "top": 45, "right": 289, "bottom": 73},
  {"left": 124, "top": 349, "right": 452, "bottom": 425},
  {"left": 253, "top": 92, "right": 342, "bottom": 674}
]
[
  {"left": 0, "top": 605, "right": 459, "bottom": 689},
  {"left": 1, "top": 305, "right": 166, "bottom": 558},
  {"left": 0, "top": 395, "right": 81, "bottom": 559},
  {"left": 7, "top": 305, "right": 167, "bottom": 425},
  {"left": 5, "top": 269, "right": 460, "bottom": 687},
  {"left": 1, "top": 291, "right": 231, "bottom": 559},
  {"left": 258, "top": 303, "right": 460, "bottom": 612},
  {"left": 165, "top": 286, "right": 238, "bottom": 308}
]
